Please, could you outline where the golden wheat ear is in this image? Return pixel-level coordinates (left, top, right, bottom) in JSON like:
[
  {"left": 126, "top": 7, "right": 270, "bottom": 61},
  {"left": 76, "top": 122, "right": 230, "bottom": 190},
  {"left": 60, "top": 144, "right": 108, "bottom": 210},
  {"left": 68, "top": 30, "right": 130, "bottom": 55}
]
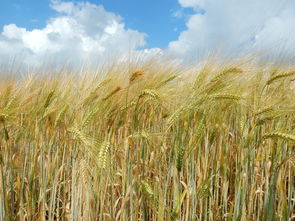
[{"left": 129, "top": 70, "right": 144, "bottom": 84}]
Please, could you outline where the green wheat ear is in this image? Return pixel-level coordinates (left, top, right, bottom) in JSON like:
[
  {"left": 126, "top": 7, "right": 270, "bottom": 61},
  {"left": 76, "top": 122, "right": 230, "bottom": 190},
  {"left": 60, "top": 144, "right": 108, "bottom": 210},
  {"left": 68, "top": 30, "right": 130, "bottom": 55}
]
[
  {"left": 209, "top": 93, "right": 242, "bottom": 101},
  {"left": 140, "top": 179, "right": 159, "bottom": 211},
  {"left": 98, "top": 141, "right": 110, "bottom": 169},
  {"left": 176, "top": 146, "right": 185, "bottom": 173},
  {"left": 44, "top": 90, "right": 55, "bottom": 108},
  {"left": 263, "top": 132, "right": 295, "bottom": 142},
  {"left": 141, "top": 180, "right": 154, "bottom": 197}
]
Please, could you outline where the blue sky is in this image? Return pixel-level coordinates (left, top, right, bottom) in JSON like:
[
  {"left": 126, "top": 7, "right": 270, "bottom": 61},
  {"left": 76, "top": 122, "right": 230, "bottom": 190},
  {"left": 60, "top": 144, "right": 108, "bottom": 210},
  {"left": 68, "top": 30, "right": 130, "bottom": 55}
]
[
  {"left": 0, "top": 0, "right": 194, "bottom": 48},
  {"left": 0, "top": 0, "right": 294, "bottom": 67}
]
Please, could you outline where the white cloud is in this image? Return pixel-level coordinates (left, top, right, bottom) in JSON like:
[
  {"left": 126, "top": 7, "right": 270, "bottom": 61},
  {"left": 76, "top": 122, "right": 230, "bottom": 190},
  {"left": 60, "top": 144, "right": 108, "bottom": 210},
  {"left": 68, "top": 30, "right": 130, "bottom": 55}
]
[
  {"left": 172, "top": 10, "right": 184, "bottom": 19},
  {"left": 0, "top": 0, "right": 148, "bottom": 67},
  {"left": 178, "top": 0, "right": 205, "bottom": 8},
  {"left": 168, "top": 0, "right": 295, "bottom": 61},
  {"left": 3, "top": 0, "right": 293, "bottom": 67}
]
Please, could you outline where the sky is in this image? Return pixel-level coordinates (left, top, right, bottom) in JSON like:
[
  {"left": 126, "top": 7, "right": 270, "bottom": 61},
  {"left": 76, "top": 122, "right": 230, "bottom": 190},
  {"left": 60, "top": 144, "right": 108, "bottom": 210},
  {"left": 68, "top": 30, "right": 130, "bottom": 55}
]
[
  {"left": 0, "top": 0, "right": 193, "bottom": 48},
  {"left": 0, "top": 0, "right": 295, "bottom": 67}
]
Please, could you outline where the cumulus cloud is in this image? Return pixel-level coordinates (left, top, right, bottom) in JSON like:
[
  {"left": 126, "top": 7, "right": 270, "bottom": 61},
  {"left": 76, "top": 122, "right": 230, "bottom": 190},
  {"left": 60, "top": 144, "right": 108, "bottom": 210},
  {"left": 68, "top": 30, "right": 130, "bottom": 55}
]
[
  {"left": 178, "top": 0, "right": 206, "bottom": 9},
  {"left": 168, "top": 0, "right": 295, "bottom": 61},
  {"left": 2, "top": 0, "right": 294, "bottom": 68},
  {"left": 0, "top": 0, "right": 152, "bottom": 67}
]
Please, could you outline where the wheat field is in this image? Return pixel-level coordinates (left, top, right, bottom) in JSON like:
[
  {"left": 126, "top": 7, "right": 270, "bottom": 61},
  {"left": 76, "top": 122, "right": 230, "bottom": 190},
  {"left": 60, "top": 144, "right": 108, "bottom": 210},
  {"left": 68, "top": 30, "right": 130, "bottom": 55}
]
[{"left": 0, "top": 59, "right": 294, "bottom": 220}]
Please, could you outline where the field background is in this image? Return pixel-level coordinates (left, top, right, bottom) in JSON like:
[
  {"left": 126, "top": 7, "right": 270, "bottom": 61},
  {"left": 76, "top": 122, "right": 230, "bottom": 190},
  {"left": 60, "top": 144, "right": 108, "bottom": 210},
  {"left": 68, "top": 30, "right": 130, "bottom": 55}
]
[{"left": 0, "top": 59, "right": 294, "bottom": 220}]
